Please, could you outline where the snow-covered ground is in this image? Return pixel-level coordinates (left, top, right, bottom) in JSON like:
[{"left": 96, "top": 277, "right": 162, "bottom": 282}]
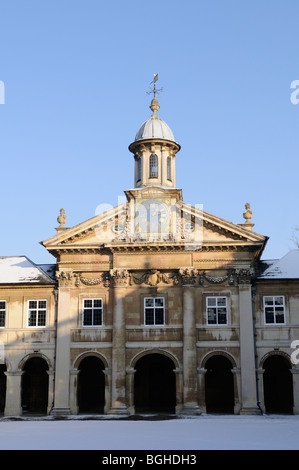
[{"left": 0, "top": 414, "right": 298, "bottom": 450}]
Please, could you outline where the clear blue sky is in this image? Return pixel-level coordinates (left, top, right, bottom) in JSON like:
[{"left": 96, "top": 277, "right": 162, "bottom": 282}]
[{"left": 0, "top": 0, "right": 298, "bottom": 264}]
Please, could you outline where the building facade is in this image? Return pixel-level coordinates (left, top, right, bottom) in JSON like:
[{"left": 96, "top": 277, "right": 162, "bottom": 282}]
[{"left": 0, "top": 95, "right": 298, "bottom": 417}]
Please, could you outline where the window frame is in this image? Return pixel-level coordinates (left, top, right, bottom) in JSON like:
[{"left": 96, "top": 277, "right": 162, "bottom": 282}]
[
  {"left": 206, "top": 296, "right": 228, "bottom": 325},
  {"left": 0, "top": 300, "right": 6, "bottom": 328},
  {"left": 144, "top": 297, "right": 165, "bottom": 326},
  {"left": 27, "top": 299, "right": 47, "bottom": 328},
  {"left": 82, "top": 298, "right": 103, "bottom": 327},
  {"left": 137, "top": 157, "right": 141, "bottom": 182},
  {"left": 263, "top": 295, "right": 286, "bottom": 325},
  {"left": 167, "top": 156, "right": 172, "bottom": 181},
  {"left": 149, "top": 154, "right": 158, "bottom": 179}
]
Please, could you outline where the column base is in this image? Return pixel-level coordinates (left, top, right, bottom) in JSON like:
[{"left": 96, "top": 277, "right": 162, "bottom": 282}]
[
  {"left": 107, "top": 405, "right": 129, "bottom": 416},
  {"left": 240, "top": 406, "right": 262, "bottom": 415},
  {"left": 179, "top": 406, "right": 202, "bottom": 415},
  {"left": 51, "top": 407, "right": 72, "bottom": 417}
]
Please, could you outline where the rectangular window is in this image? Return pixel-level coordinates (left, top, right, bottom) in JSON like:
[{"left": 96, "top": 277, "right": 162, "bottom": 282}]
[
  {"left": 0, "top": 301, "right": 6, "bottom": 328},
  {"left": 83, "top": 298, "right": 103, "bottom": 326},
  {"left": 263, "top": 296, "right": 285, "bottom": 324},
  {"left": 27, "top": 300, "right": 47, "bottom": 327},
  {"left": 206, "top": 296, "right": 228, "bottom": 325},
  {"left": 144, "top": 297, "right": 165, "bottom": 325}
]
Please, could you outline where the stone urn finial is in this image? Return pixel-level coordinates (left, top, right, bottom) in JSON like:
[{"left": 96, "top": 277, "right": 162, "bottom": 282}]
[
  {"left": 243, "top": 203, "right": 253, "bottom": 224},
  {"left": 239, "top": 203, "right": 254, "bottom": 231},
  {"left": 56, "top": 208, "right": 67, "bottom": 232}
]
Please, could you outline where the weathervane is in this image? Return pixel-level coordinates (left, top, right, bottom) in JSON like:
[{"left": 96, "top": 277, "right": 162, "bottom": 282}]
[{"left": 146, "top": 74, "right": 163, "bottom": 98}]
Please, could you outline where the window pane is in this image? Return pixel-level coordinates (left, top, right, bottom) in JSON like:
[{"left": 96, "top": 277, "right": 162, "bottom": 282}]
[
  {"left": 217, "top": 308, "right": 227, "bottom": 324},
  {"left": 94, "top": 299, "right": 102, "bottom": 308},
  {"left": 207, "top": 307, "right": 216, "bottom": 324},
  {"left": 264, "top": 297, "right": 274, "bottom": 306},
  {"left": 155, "top": 308, "right": 164, "bottom": 325},
  {"left": 28, "top": 310, "right": 36, "bottom": 326},
  {"left": 145, "top": 298, "right": 154, "bottom": 307},
  {"left": 83, "top": 310, "right": 92, "bottom": 326},
  {"left": 0, "top": 301, "right": 6, "bottom": 310},
  {"left": 38, "top": 300, "right": 47, "bottom": 309},
  {"left": 38, "top": 310, "right": 46, "bottom": 326},
  {"left": 84, "top": 299, "right": 92, "bottom": 308},
  {"left": 29, "top": 300, "right": 37, "bottom": 309},
  {"left": 207, "top": 298, "right": 216, "bottom": 307},
  {"left": 0, "top": 311, "right": 5, "bottom": 327},
  {"left": 145, "top": 308, "right": 154, "bottom": 325},
  {"left": 217, "top": 297, "right": 226, "bottom": 306},
  {"left": 155, "top": 298, "right": 164, "bottom": 307},
  {"left": 265, "top": 307, "right": 274, "bottom": 323},
  {"left": 275, "top": 307, "right": 285, "bottom": 323},
  {"left": 275, "top": 297, "right": 284, "bottom": 306},
  {"left": 93, "top": 309, "right": 102, "bottom": 326}
]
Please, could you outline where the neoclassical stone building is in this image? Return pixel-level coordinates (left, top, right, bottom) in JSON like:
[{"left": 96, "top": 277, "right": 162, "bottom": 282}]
[{"left": 0, "top": 92, "right": 298, "bottom": 417}]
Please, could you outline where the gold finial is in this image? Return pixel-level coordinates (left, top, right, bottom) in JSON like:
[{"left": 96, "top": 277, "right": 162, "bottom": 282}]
[
  {"left": 146, "top": 74, "right": 163, "bottom": 116},
  {"left": 56, "top": 208, "right": 67, "bottom": 232}
]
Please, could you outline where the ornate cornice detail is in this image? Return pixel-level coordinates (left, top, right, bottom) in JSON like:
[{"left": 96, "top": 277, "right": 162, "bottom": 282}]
[
  {"left": 179, "top": 268, "right": 198, "bottom": 286},
  {"left": 235, "top": 268, "right": 255, "bottom": 285},
  {"left": 129, "top": 270, "right": 179, "bottom": 287},
  {"left": 110, "top": 268, "right": 130, "bottom": 287},
  {"left": 74, "top": 272, "right": 110, "bottom": 287},
  {"left": 56, "top": 271, "right": 73, "bottom": 287}
]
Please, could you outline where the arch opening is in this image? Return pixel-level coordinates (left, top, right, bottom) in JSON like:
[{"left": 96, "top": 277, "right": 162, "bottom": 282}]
[
  {"left": 205, "top": 355, "right": 234, "bottom": 414},
  {"left": 77, "top": 356, "right": 105, "bottom": 413},
  {"left": 21, "top": 357, "right": 49, "bottom": 414},
  {"left": 134, "top": 353, "right": 176, "bottom": 413},
  {"left": 263, "top": 355, "right": 293, "bottom": 414}
]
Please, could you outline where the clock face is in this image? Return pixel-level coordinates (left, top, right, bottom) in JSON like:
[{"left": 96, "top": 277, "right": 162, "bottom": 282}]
[{"left": 135, "top": 199, "right": 171, "bottom": 235}]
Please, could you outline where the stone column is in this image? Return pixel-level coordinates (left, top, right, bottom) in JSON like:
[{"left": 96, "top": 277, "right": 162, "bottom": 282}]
[
  {"left": 290, "top": 369, "right": 299, "bottom": 414},
  {"left": 4, "top": 370, "right": 23, "bottom": 416},
  {"left": 174, "top": 367, "right": 183, "bottom": 413},
  {"left": 180, "top": 268, "right": 201, "bottom": 415},
  {"left": 108, "top": 269, "right": 129, "bottom": 415},
  {"left": 231, "top": 368, "right": 241, "bottom": 414},
  {"left": 51, "top": 272, "right": 73, "bottom": 416},
  {"left": 257, "top": 368, "right": 265, "bottom": 413},
  {"left": 197, "top": 368, "right": 207, "bottom": 413},
  {"left": 47, "top": 370, "right": 55, "bottom": 415},
  {"left": 126, "top": 367, "right": 136, "bottom": 415},
  {"left": 237, "top": 269, "right": 260, "bottom": 414},
  {"left": 69, "top": 369, "right": 80, "bottom": 414}
]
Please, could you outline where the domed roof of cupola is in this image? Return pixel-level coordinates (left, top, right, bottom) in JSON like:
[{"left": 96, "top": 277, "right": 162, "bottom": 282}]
[{"left": 134, "top": 97, "right": 176, "bottom": 144}]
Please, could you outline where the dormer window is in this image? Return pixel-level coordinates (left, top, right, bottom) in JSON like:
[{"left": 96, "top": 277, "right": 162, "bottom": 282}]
[{"left": 149, "top": 154, "right": 158, "bottom": 178}]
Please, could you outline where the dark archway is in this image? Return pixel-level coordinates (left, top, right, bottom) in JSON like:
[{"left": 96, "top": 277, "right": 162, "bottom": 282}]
[
  {"left": 134, "top": 353, "right": 176, "bottom": 413},
  {"left": 263, "top": 355, "right": 293, "bottom": 414},
  {"left": 205, "top": 355, "right": 234, "bottom": 413},
  {"left": 0, "top": 364, "right": 7, "bottom": 413},
  {"left": 77, "top": 356, "right": 105, "bottom": 413},
  {"left": 21, "top": 357, "right": 49, "bottom": 413}
]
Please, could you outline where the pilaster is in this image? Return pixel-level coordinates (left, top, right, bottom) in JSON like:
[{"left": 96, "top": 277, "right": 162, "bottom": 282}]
[
  {"left": 108, "top": 269, "right": 129, "bottom": 415},
  {"left": 4, "top": 370, "right": 23, "bottom": 416},
  {"left": 180, "top": 268, "right": 201, "bottom": 415},
  {"left": 237, "top": 269, "right": 260, "bottom": 415}
]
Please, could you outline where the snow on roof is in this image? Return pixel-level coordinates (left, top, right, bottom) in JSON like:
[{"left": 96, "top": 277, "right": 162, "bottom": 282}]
[
  {"left": 0, "top": 256, "right": 55, "bottom": 284},
  {"left": 258, "top": 250, "right": 299, "bottom": 279}
]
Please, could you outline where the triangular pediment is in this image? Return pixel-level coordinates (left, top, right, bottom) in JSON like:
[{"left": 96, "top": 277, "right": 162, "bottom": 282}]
[{"left": 41, "top": 200, "right": 267, "bottom": 258}]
